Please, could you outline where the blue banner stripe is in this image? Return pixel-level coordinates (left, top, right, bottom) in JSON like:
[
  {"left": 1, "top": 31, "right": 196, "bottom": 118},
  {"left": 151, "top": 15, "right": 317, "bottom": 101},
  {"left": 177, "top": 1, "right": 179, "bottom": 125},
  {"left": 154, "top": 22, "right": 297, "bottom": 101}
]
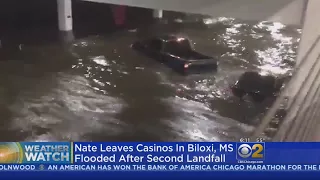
[{"left": 1, "top": 142, "right": 320, "bottom": 179}]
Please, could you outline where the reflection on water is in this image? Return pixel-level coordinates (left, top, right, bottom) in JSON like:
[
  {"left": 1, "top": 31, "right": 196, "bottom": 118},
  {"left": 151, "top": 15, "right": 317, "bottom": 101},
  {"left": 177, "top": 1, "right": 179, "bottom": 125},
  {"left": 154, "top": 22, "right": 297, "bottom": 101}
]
[{"left": 0, "top": 15, "right": 300, "bottom": 142}]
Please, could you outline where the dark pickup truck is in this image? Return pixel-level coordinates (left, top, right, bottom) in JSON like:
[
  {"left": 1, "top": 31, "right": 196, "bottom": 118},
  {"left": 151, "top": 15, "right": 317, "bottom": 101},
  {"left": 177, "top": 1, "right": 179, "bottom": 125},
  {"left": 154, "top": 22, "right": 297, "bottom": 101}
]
[{"left": 131, "top": 35, "right": 218, "bottom": 74}]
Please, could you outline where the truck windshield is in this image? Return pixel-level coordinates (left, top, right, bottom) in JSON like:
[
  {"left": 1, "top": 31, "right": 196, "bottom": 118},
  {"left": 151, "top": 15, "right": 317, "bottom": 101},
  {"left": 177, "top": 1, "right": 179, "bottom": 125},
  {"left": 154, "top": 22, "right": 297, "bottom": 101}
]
[{"left": 164, "top": 39, "right": 192, "bottom": 56}]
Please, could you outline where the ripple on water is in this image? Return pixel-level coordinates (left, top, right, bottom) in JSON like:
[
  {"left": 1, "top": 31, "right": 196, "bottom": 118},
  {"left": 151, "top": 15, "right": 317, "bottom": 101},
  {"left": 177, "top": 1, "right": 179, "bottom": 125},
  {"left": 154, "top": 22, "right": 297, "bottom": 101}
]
[
  {"left": 9, "top": 73, "right": 127, "bottom": 141},
  {"left": 153, "top": 17, "right": 299, "bottom": 132},
  {"left": 162, "top": 97, "right": 253, "bottom": 142},
  {"left": 2, "top": 15, "right": 300, "bottom": 142}
]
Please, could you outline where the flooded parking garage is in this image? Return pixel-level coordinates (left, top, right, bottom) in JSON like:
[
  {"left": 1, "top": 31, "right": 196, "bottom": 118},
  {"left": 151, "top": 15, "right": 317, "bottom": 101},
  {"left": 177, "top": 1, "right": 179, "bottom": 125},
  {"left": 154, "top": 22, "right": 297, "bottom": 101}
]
[{"left": 0, "top": 0, "right": 300, "bottom": 142}]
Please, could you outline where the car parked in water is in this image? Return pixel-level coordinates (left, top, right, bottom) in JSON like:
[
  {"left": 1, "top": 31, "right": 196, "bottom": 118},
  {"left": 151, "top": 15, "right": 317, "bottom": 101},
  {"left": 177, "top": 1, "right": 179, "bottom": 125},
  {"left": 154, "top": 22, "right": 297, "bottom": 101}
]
[
  {"left": 230, "top": 71, "right": 288, "bottom": 102},
  {"left": 131, "top": 35, "right": 218, "bottom": 75}
]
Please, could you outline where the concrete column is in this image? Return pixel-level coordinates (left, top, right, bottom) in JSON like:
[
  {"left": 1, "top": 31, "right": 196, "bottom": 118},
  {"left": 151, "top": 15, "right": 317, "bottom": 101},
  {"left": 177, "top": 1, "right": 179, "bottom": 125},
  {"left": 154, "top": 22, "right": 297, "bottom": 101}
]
[
  {"left": 57, "top": 0, "right": 73, "bottom": 31},
  {"left": 295, "top": 0, "right": 320, "bottom": 67},
  {"left": 286, "top": 0, "right": 320, "bottom": 104},
  {"left": 253, "top": 0, "right": 320, "bottom": 141},
  {"left": 153, "top": 9, "right": 163, "bottom": 18},
  {"left": 274, "top": 0, "right": 320, "bottom": 141},
  {"left": 267, "top": 0, "right": 305, "bottom": 26},
  {"left": 59, "top": 31, "right": 75, "bottom": 43}
]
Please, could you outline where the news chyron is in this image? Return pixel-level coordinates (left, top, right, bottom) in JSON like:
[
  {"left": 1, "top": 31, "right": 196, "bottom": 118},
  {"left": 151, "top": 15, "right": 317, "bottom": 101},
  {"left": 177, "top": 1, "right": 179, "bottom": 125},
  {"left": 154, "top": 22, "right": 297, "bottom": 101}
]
[
  {"left": 236, "top": 143, "right": 265, "bottom": 164},
  {"left": 0, "top": 142, "right": 71, "bottom": 164}
]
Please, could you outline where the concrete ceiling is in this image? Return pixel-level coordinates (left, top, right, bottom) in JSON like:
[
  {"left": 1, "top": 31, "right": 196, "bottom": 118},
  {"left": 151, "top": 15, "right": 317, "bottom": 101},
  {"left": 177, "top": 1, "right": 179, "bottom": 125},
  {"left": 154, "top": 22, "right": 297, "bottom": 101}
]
[{"left": 83, "top": 0, "right": 306, "bottom": 26}]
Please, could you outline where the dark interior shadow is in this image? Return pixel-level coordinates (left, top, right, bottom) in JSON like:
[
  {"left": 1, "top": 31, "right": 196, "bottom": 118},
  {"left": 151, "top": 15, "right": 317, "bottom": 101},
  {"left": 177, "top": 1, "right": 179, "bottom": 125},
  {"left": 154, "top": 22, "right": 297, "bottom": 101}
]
[{"left": 0, "top": 0, "right": 156, "bottom": 49}]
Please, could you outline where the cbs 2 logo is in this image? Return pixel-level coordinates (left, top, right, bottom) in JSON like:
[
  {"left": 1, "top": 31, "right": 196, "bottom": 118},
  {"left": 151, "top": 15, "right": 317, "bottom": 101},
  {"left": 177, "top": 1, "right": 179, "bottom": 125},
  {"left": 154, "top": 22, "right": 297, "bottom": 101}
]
[{"left": 238, "top": 144, "right": 264, "bottom": 158}]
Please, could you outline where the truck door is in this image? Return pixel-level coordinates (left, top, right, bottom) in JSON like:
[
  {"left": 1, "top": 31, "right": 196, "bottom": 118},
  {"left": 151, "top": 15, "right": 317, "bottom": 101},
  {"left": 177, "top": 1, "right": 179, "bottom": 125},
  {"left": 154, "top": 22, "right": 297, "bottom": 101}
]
[{"left": 147, "top": 39, "right": 163, "bottom": 61}]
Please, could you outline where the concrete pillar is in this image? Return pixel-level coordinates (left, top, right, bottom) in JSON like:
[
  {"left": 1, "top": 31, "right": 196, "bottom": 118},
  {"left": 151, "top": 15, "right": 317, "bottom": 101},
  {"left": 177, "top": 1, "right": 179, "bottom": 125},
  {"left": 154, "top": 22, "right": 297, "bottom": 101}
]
[
  {"left": 286, "top": 0, "right": 320, "bottom": 105},
  {"left": 57, "top": 0, "right": 73, "bottom": 31},
  {"left": 59, "top": 31, "right": 75, "bottom": 43},
  {"left": 295, "top": 0, "right": 320, "bottom": 67},
  {"left": 252, "top": 0, "right": 320, "bottom": 141},
  {"left": 273, "top": 0, "right": 320, "bottom": 141},
  {"left": 267, "top": 0, "right": 306, "bottom": 26},
  {"left": 153, "top": 9, "right": 163, "bottom": 18}
]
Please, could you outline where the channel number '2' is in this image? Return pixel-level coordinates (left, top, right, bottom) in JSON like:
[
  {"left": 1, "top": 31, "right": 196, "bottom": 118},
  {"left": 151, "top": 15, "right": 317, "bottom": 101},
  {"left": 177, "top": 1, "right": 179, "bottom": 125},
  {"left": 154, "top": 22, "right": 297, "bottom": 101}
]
[{"left": 239, "top": 144, "right": 263, "bottom": 158}]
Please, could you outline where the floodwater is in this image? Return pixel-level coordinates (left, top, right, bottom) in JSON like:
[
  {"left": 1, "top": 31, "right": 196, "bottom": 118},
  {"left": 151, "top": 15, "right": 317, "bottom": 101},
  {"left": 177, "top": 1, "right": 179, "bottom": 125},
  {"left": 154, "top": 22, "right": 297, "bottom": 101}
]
[{"left": 0, "top": 13, "right": 300, "bottom": 142}]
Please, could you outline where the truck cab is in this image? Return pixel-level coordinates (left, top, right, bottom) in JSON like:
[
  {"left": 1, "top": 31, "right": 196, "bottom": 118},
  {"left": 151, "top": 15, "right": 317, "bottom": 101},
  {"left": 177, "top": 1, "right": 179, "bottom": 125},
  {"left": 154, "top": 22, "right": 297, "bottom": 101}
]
[
  {"left": 144, "top": 36, "right": 193, "bottom": 56},
  {"left": 132, "top": 35, "right": 218, "bottom": 74}
]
